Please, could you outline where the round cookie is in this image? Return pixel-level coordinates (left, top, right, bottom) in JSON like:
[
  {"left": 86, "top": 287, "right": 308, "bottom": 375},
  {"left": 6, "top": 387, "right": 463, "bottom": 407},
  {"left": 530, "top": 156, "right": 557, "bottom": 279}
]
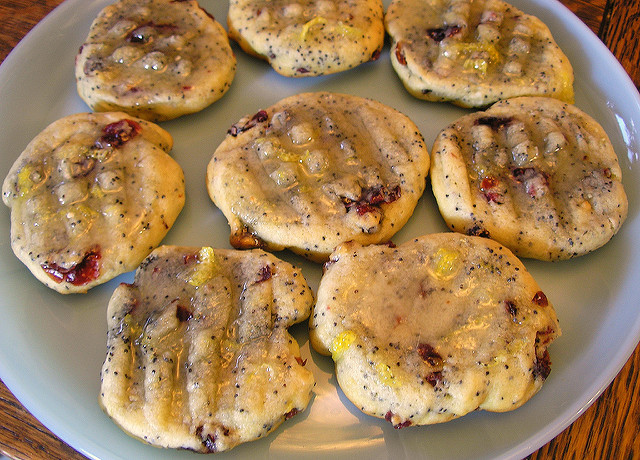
[
  {"left": 2, "top": 112, "right": 185, "bottom": 293},
  {"left": 227, "top": 0, "right": 384, "bottom": 77},
  {"left": 100, "top": 245, "right": 314, "bottom": 453},
  {"left": 75, "top": 0, "right": 236, "bottom": 122},
  {"left": 206, "top": 92, "right": 430, "bottom": 262},
  {"left": 385, "top": 0, "right": 574, "bottom": 107},
  {"left": 430, "top": 96, "right": 628, "bottom": 260},
  {"left": 309, "top": 234, "right": 561, "bottom": 427}
]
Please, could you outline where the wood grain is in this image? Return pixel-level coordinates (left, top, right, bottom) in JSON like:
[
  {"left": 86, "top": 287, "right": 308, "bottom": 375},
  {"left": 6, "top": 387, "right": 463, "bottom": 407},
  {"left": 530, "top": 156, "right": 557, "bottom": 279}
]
[
  {"left": 559, "top": 0, "right": 606, "bottom": 33},
  {"left": 528, "top": 342, "right": 640, "bottom": 459},
  {"left": 0, "top": 0, "right": 639, "bottom": 459},
  {"left": 1, "top": 383, "right": 86, "bottom": 460},
  {"left": 1, "top": 2, "right": 82, "bottom": 459},
  {"left": 0, "top": 0, "right": 62, "bottom": 62},
  {"left": 599, "top": 0, "right": 640, "bottom": 89}
]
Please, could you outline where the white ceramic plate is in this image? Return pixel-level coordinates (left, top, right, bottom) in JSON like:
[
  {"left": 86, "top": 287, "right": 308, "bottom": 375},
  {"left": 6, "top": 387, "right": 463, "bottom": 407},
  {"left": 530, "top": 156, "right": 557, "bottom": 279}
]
[{"left": 1, "top": 0, "right": 639, "bottom": 459}]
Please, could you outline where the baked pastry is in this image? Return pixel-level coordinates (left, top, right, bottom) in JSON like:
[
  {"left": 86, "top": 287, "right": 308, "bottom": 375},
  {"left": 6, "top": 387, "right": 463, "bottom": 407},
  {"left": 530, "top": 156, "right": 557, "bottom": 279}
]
[
  {"left": 309, "top": 234, "right": 561, "bottom": 427},
  {"left": 206, "top": 91, "right": 430, "bottom": 262},
  {"left": 430, "top": 96, "right": 628, "bottom": 260},
  {"left": 227, "top": 0, "right": 384, "bottom": 77},
  {"left": 2, "top": 112, "right": 184, "bottom": 293},
  {"left": 75, "top": 0, "right": 236, "bottom": 121},
  {"left": 385, "top": 0, "right": 574, "bottom": 107},
  {"left": 100, "top": 245, "right": 314, "bottom": 452}
]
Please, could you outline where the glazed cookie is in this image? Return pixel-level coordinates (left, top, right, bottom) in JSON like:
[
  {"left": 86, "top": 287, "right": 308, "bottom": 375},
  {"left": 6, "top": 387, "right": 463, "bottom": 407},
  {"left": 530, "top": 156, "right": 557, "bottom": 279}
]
[
  {"left": 227, "top": 0, "right": 384, "bottom": 77},
  {"left": 385, "top": 0, "right": 574, "bottom": 107},
  {"left": 2, "top": 112, "right": 185, "bottom": 293},
  {"left": 310, "top": 234, "right": 561, "bottom": 427},
  {"left": 100, "top": 245, "right": 314, "bottom": 453},
  {"left": 75, "top": 0, "right": 236, "bottom": 121},
  {"left": 430, "top": 96, "right": 628, "bottom": 260},
  {"left": 206, "top": 92, "right": 430, "bottom": 262}
]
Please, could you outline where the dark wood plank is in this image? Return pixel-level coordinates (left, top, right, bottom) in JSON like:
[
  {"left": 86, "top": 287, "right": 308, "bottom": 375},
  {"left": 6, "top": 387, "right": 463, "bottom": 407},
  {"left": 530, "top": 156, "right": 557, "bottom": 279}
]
[
  {"left": 0, "top": 380, "right": 87, "bottom": 460},
  {"left": 0, "top": 0, "right": 64, "bottom": 62},
  {"left": 529, "top": 342, "right": 640, "bottom": 459},
  {"left": 561, "top": 0, "right": 606, "bottom": 33},
  {"left": 599, "top": 0, "right": 640, "bottom": 89}
]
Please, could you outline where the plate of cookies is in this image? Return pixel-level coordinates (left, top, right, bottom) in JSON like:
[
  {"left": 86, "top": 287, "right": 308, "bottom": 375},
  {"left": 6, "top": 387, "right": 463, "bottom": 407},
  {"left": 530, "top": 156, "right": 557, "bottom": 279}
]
[{"left": 0, "top": 0, "right": 638, "bottom": 459}]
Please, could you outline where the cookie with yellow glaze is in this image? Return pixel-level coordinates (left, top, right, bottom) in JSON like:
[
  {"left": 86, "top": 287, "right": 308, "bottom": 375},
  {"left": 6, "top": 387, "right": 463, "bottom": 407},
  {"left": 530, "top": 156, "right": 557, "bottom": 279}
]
[
  {"left": 430, "top": 96, "right": 627, "bottom": 260},
  {"left": 2, "top": 112, "right": 184, "bottom": 293},
  {"left": 206, "top": 92, "right": 430, "bottom": 262},
  {"left": 75, "top": 0, "right": 236, "bottom": 121},
  {"left": 227, "top": 0, "right": 384, "bottom": 77},
  {"left": 385, "top": 0, "right": 574, "bottom": 107},
  {"left": 309, "top": 234, "right": 561, "bottom": 427},
  {"left": 100, "top": 245, "right": 314, "bottom": 453}
]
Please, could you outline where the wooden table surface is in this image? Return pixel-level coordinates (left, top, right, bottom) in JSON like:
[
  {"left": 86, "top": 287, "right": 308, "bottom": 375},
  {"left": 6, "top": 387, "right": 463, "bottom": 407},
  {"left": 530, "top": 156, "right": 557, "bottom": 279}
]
[{"left": 1, "top": 0, "right": 639, "bottom": 459}]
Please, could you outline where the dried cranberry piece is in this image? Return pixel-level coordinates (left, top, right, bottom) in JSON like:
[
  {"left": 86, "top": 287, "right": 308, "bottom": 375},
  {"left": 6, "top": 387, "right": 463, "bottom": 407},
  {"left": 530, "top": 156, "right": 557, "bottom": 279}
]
[
  {"left": 95, "top": 119, "right": 141, "bottom": 149},
  {"left": 384, "top": 411, "right": 412, "bottom": 429},
  {"left": 343, "top": 185, "right": 401, "bottom": 215},
  {"left": 427, "top": 25, "right": 461, "bottom": 42},
  {"left": 228, "top": 110, "right": 268, "bottom": 137},
  {"left": 532, "top": 291, "right": 548, "bottom": 307},
  {"left": 176, "top": 305, "right": 193, "bottom": 322},
  {"left": 532, "top": 349, "right": 552, "bottom": 380},
  {"left": 256, "top": 265, "right": 272, "bottom": 283},
  {"left": 284, "top": 408, "right": 300, "bottom": 420},
  {"left": 511, "top": 167, "right": 549, "bottom": 198},
  {"left": 536, "top": 326, "right": 556, "bottom": 347},
  {"left": 183, "top": 253, "right": 198, "bottom": 265},
  {"left": 395, "top": 42, "right": 407, "bottom": 66},
  {"left": 295, "top": 356, "right": 307, "bottom": 366},
  {"left": 474, "top": 116, "right": 513, "bottom": 131},
  {"left": 481, "top": 190, "right": 502, "bottom": 203},
  {"left": 512, "top": 167, "right": 534, "bottom": 180},
  {"left": 41, "top": 250, "right": 101, "bottom": 286},
  {"left": 196, "top": 426, "right": 217, "bottom": 453},
  {"left": 467, "top": 225, "right": 490, "bottom": 238},
  {"left": 425, "top": 371, "right": 443, "bottom": 387},
  {"left": 364, "top": 185, "right": 401, "bottom": 205},
  {"left": 481, "top": 176, "right": 499, "bottom": 189},
  {"left": 417, "top": 343, "right": 443, "bottom": 368},
  {"left": 480, "top": 175, "right": 503, "bottom": 204}
]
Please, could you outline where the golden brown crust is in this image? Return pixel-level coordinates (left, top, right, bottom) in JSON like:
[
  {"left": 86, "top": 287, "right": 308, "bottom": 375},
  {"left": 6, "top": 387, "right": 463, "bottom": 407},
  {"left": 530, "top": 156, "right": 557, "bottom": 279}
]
[
  {"left": 100, "top": 245, "right": 314, "bottom": 452},
  {"left": 206, "top": 92, "right": 430, "bottom": 262},
  {"left": 2, "top": 112, "right": 184, "bottom": 293},
  {"left": 430, "top": 96, "right": 628, "bottom": 260},
  {"left": 75, "top": 0, "right": 236, "bottom": 121},
  {"left": 385, "top": 0, "right": 574, "bottom": 107},
  {"left": 227, "top": 0, "right": 384, "bottom": 77},
  {"left": 310, "top": 234, "right": 561, "bottom": 427}
]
